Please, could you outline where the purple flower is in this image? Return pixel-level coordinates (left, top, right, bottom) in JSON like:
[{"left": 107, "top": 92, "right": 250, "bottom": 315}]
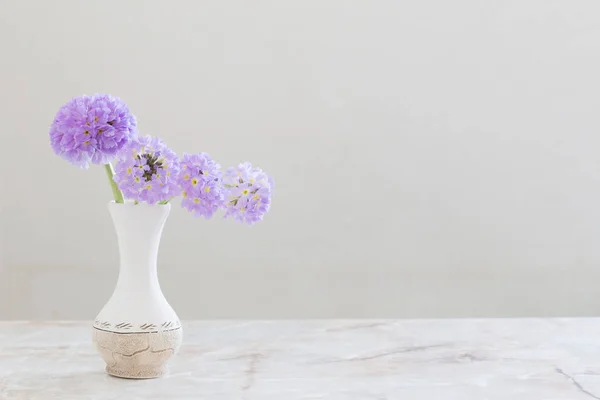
[
  {"left": 222, "top": 162, "right": 273, "bottom": 225},
  {"left": 49, "top": 94, "right": 137, "bottom": 168},
  {"left": 113, "top": 136, "right": 180, "bottom": 204},
  {"left": 178, "top": 153, "right": 224, "bottom": 218}
]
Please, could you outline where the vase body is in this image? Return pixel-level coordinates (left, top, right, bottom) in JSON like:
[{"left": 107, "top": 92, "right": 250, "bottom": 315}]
[{"left": 92, "top": 202, "right": 182, "bottom": 379}]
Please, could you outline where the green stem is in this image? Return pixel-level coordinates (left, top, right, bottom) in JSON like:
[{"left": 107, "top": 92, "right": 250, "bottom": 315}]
[
  {"left": 158, "top": 197, "right": 173, "bottom": 205},
  {"left": 104, "top": 163, "right": 124, "bottom": 204}
]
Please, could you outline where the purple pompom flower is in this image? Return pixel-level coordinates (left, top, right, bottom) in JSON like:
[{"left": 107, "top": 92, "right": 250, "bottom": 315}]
[
  {"left": 178, "top": 153, "right": 225, "bottom": 218},
  {"left": 49, "top": 94, "right": 137, "bottom": 168},
  {"left": 113, "top": 136, "right": 180, "bottom": 204},
  {"left": 222, "top": 162, "right": 273, "bottom": 225}
]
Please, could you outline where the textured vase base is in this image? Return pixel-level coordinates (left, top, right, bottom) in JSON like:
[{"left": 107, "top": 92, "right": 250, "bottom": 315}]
[
  {"left": 93, "top": 327, "right": 182, "bottom": 380},
  {"left": 106, "top": 365, "right": 168, "bottom": 379}
]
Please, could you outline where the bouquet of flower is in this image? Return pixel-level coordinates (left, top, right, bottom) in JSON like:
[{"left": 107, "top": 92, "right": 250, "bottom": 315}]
[{"left": 49, "top": 94, "right": 273, "bottom": 224}]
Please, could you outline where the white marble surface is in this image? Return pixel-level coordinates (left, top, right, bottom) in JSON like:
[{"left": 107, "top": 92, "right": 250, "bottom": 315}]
[{"left": 1, "top": 319, "right": 600, "bottom": 399}]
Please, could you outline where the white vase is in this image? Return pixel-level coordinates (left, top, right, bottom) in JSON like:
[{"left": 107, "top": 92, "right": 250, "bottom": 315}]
[{"left": 92, "top": 202, "right": 182, "bottom": 379}]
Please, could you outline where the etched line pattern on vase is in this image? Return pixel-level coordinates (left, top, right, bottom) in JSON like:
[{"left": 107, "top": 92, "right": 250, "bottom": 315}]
[{"left": 93, "top": 320, "right": 182, "bottom": 333}]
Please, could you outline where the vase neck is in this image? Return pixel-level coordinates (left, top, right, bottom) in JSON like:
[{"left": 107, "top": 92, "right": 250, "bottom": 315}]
[{"left": 108, "top": 202, "right": 171, "bottom": 293}]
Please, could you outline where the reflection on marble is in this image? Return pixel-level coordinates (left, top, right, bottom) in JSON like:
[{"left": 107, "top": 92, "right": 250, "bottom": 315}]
[{"left": 1, "top": 319, "right": 600, "bottom": 399}]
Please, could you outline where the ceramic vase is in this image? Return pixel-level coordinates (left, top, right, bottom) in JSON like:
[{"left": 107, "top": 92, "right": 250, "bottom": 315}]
[{"left": 92, "top": 202, "right": 182, "bottom": 379}]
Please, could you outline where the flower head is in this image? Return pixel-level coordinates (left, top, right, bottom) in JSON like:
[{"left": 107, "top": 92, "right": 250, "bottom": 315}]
[
  {"left": 222, "top": 162, "right": 273, "bottom": 225},
  {"left": 113, "top": 136, "right": 180, "bottom": 204},
  {"left": 49, "top": 94, "right": 137, "bottom": 168},
  {"left": 178, "top": 153, "right": 224, "bottom": 218}
]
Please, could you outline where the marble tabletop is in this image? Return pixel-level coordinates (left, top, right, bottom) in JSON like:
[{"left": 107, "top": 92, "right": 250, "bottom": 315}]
[{"left": 1, "top": 319, "right": 600, "bottom": 399}]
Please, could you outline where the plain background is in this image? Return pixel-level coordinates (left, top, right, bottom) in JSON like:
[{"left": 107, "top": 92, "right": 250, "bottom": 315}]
[{"left": 1, "top": 0, "right": 600, "bottom": 319}]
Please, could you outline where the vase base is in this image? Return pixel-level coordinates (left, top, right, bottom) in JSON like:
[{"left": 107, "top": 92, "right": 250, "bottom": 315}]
[
  {"left": 106, "top": 365, "right": 168, "bottom": 379},
  {"left": 93, "top": 327, "right": 183, "bottom": 380}
]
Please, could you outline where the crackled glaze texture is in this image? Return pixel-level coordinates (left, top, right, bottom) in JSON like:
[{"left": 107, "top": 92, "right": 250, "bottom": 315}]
[
  {"left": 3, "top": 320, "right": 600, "bottom": 399},
  {"left": 92, "top": 327, "right": 182, "bottom": 378}
]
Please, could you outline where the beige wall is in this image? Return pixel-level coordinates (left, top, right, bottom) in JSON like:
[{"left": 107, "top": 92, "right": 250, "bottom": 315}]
[{"left": 2, "top": 0, "right": 600, "bottom": 319}]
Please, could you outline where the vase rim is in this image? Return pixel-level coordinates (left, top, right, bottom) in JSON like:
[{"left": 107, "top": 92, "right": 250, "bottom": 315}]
[{"left": 108, "top": 201, "right": 172, "bottom": 209}]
